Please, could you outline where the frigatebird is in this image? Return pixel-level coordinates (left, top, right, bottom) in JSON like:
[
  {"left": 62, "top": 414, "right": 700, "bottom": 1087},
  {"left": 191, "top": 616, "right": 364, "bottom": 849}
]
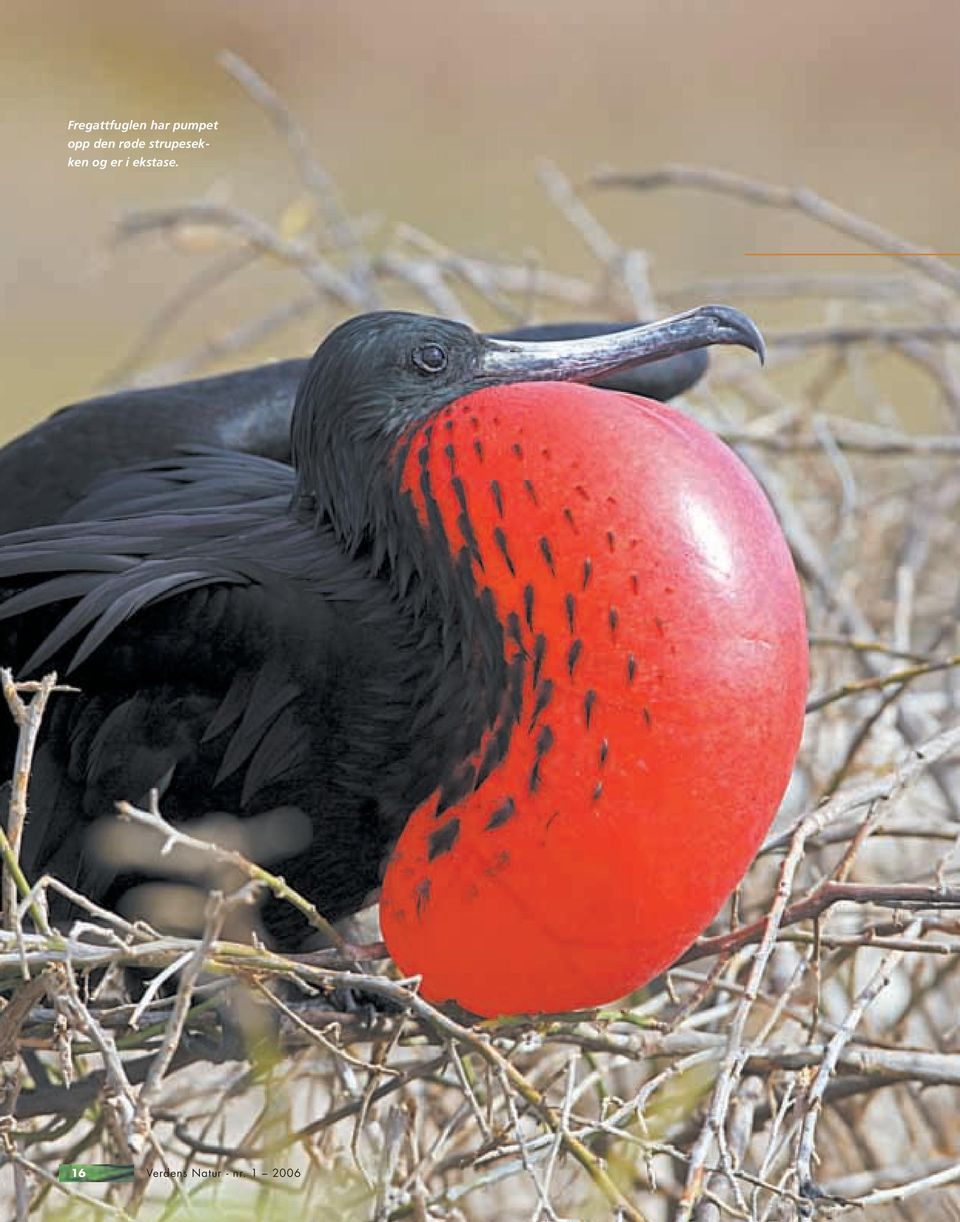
[
  {"left": 0, "top": 322, "right": 708, "bottom": 535},
  {"left": 0, "top": 307, "right": 807, "bottom": 1016}
]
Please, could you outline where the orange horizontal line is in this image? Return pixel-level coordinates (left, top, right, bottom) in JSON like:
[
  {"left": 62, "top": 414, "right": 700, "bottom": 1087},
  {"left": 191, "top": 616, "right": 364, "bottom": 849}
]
[{"left": 744, "top": 251, "right": 960, "bottom": 257}]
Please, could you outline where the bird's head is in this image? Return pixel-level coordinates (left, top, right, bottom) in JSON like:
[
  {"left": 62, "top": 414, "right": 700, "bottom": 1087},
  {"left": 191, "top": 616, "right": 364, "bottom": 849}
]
[{"left": 291, "top": 306, "right": 764, "bottom": 554}]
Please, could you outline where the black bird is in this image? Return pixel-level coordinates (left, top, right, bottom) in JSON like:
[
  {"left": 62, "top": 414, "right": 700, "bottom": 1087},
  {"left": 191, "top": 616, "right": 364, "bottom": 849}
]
[
  {"left": 0, "top": 308, "right": 762, "bottom": 974},
  {"left": 0, "top": 322, "right": 707, "bottom": 535}
]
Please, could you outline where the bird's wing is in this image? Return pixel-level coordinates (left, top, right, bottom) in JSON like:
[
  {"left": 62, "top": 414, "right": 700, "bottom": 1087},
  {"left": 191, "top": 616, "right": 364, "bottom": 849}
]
[
  {"left": 61, "top": 446, "right": 297, "bottom": 521},
  {"left": 0, "top": 452, "right": 415, "bottom": 913},
  {"left": 0, "top": 450, "right": 300, "bottom": 675}
]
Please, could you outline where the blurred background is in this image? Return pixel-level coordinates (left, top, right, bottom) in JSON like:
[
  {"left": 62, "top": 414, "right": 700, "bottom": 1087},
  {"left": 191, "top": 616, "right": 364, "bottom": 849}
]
[{"left": 2, "top": 0, "right": 958, "bottom": 438}]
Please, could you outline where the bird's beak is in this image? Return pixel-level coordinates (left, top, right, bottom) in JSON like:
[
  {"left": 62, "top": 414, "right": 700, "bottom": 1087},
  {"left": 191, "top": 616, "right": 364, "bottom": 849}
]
[{"left": 479, "top": 305, "right": 764, "bottom": 385}]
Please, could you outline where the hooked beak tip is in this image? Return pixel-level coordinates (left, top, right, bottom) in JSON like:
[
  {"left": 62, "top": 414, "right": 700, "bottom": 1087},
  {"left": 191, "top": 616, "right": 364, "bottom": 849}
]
[{"left": 700, "top": 304, "right": 766, "bottom": 366}]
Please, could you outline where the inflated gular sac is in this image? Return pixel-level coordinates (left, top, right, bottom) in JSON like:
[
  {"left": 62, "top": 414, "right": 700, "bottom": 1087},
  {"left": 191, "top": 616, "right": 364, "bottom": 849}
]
[{"left": 381, "top": 382, "right": 807, "bottom": 1016}]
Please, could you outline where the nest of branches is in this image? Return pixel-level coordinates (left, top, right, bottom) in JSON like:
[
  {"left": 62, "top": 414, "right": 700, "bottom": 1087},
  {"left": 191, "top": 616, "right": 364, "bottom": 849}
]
[{"left": 3, "top": 54, "right": 960, "bottom": 1222}]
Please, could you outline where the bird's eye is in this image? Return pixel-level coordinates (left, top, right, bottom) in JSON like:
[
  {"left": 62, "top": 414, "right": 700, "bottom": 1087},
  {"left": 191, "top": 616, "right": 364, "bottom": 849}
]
[{"left": 412, "top": 343, "right": 448, "bottom": 374}]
